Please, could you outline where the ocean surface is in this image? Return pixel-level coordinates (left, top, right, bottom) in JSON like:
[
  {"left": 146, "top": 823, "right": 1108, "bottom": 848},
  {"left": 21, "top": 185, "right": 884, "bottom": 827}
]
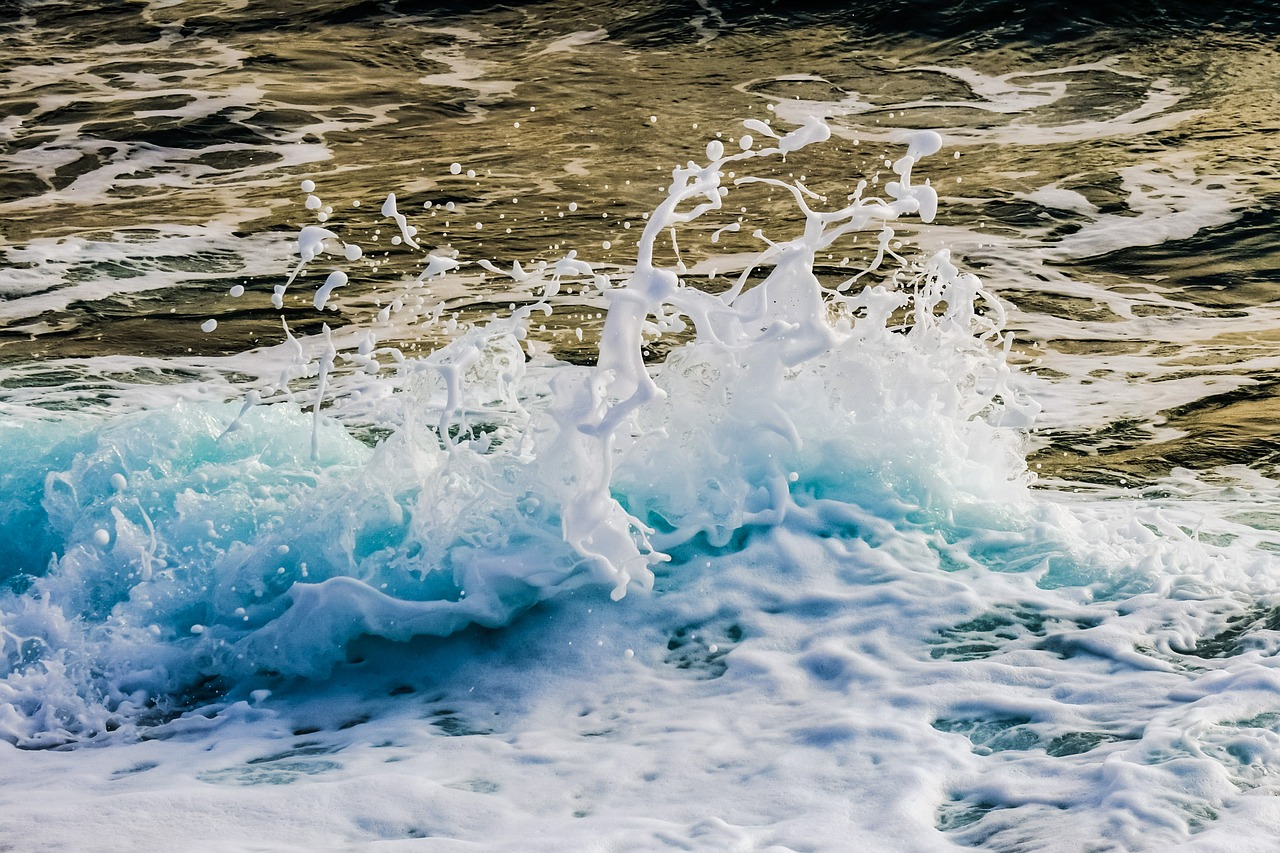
[{"left": 1, "top": 1, "right": 1279, "bottom": 850}]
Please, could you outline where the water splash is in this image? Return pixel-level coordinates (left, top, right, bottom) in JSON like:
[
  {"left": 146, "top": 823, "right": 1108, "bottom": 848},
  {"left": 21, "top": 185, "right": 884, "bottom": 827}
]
[{"left": 0, "top": 117, "right": 1038, "bottom": 745}]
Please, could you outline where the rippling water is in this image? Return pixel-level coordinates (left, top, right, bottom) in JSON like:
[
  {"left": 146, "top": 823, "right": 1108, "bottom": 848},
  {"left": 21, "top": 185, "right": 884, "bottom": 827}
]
[{"left": 2, "top": 2, "right": 1280, "bottom": 850}]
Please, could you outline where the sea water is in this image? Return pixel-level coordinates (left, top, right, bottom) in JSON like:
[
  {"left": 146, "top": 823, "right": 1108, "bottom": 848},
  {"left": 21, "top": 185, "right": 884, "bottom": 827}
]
[{"left": 2, "top": 2, "right": 1280, "bottom": 851}]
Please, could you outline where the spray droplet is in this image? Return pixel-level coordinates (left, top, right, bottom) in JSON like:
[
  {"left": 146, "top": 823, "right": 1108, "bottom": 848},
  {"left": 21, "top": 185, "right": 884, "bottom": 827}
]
[
  {"left": 314, "top": 270, "right": 348, "bottom": 311},
  {"left": 201, "top": 319, "right": 218, "bottom": 333},
  {"left": 449, "top": 163, "right": 462, "bottom": 175}
]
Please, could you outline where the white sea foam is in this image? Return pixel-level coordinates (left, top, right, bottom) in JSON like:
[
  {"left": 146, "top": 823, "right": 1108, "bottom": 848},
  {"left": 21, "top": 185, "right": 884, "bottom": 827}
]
[{"left": 755, "top": 62, "right": 1205, "bottom": 147}]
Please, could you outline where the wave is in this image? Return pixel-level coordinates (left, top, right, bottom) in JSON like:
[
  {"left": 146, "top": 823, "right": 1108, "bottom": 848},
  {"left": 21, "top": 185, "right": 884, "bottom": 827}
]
[{"left": 1, "top": 116, "right": 1272, "bottom": 753}]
